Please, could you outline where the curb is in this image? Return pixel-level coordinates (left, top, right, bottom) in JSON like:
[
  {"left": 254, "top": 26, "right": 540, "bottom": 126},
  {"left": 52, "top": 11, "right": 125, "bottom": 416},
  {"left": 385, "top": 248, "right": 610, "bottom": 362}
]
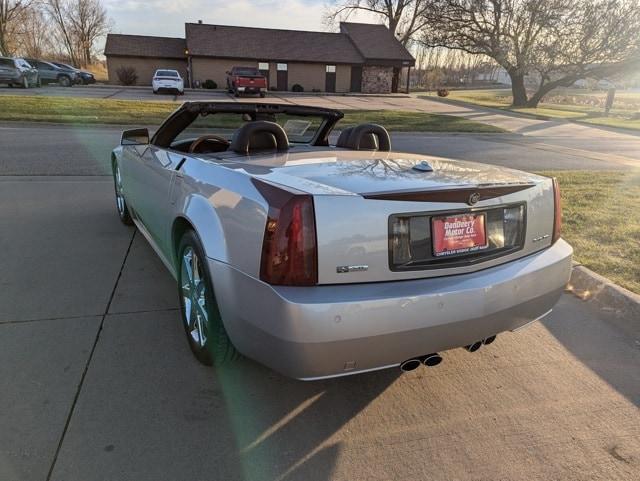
[
  {"left": 71, "top": 84, "right": 412, "bottom": 99},
  {"left": 566, "top": 264, "right": 640, "bottom": 329}
]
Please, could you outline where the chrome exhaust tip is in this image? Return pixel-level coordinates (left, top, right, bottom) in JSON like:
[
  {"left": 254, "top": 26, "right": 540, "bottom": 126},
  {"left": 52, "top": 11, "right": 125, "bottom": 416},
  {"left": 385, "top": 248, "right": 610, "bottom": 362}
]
[
  {"left": 465, "top": 341, "right": 483, "bottom": 352},
  {"left": 399, "top": 358, "right": 422, "bottom": 372},
  {"left": 422, "top": 353, "right": 443, "bottom": 367},
  {"left": 483, "top": 335, "right": 496, "bottom": 345}
]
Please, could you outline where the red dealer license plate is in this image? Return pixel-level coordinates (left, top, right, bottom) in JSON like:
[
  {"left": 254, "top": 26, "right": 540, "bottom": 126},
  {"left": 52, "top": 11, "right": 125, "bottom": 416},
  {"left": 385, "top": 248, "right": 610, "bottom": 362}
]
[{"left": 432, "top": 213, "right": 488, "bottom": 257}]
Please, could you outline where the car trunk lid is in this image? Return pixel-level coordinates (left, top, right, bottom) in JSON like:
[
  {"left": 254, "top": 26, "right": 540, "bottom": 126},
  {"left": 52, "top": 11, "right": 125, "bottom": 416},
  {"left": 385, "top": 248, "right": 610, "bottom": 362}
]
[{"left": 230, "top": 151, "right": 555, "bottom": 284}]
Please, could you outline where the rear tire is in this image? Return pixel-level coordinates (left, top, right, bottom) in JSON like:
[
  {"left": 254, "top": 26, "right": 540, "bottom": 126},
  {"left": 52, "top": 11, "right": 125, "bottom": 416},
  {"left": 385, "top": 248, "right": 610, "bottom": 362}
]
[
  {"left": 259, "top": 92, "right": 266, "bottom": 98},
  {"left": 177, "top": 230, "right": 238, "bottom": 366},
  {"left": 22, "top": 76, "right": 29, "bottom": 89}
]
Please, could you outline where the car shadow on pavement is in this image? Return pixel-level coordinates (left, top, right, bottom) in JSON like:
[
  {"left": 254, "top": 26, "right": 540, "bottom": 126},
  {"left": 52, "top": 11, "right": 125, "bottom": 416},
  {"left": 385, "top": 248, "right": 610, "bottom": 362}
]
[{"left": 210, "top": 357, "right": 400, "bottom": 481}]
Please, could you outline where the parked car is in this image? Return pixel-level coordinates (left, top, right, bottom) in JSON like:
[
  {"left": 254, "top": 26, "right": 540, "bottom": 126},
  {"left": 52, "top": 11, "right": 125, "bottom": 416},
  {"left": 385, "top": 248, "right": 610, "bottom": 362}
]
[
  {"left": 111, "top": 102, "right": 572, "bottom": 380},
  {"left": 226, "top": 66, "right": 267, "bottom": 97},
  {"left": 152, "top": 69, "right": 184, "bottom": 95},
  {"left": 50, "top": 62, "right": 96, "bottom": 85},
  {"left": 0, "top": 57, "right": 39, "bottom": 88},
  {"left": 24, "top": 58, "right": 77, "bottom": 86}
]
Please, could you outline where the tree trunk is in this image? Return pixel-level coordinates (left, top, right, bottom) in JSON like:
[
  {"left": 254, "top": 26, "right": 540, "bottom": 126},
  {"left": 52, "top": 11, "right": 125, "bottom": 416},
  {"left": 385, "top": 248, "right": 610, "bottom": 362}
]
[
  {"left": 509, "top": 72, "right": 528, "bottom": 107},
  {"left": 526, "top": 90, "right": 546, "bottom": 108}
]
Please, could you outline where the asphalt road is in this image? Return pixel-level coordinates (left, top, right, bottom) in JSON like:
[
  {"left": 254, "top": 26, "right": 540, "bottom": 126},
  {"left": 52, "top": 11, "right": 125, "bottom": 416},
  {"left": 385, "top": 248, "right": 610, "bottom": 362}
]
[
  {"left": 3, "top": 84, "right": 640, "bottom": 166},
  {"left": 0, "top": 123, "right": 637, "bottom": 177},
  {"left": 1, "top": 122, "right": 639, "bottom": 481}
]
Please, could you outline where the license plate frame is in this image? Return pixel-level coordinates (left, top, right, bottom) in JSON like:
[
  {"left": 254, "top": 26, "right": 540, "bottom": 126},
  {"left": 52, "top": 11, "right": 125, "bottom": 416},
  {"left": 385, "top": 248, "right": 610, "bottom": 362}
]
[{"left": 432, "top": 213, "right": 488, "bottom": 257}]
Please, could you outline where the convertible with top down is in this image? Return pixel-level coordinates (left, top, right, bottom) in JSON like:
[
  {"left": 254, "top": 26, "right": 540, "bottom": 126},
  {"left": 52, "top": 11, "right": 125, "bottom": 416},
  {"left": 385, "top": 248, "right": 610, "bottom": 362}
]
[{"left": 111, "top": 102, "right": 572, "bottom": 380}]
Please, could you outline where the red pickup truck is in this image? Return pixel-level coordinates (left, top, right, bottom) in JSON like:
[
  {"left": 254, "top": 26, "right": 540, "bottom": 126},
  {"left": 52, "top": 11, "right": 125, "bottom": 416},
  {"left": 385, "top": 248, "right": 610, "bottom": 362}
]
[{"left": 226, "top": 66, "right": 267, "bottom": 97}]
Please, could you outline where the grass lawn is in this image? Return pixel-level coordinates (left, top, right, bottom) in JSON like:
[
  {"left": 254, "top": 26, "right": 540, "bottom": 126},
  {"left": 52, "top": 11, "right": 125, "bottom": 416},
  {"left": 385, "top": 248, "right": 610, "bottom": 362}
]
[
  {"left": 0, "top": 95, "right": 505, "bottom": 133},
  {"left": 423, "top": 88, "right": 640, "bottom": 131},
  {"left": 339, "top": 109, "right": 504, "bottom": 132},
  {"left": 535, "top": 170, "right": 640, "bottom": 294}
]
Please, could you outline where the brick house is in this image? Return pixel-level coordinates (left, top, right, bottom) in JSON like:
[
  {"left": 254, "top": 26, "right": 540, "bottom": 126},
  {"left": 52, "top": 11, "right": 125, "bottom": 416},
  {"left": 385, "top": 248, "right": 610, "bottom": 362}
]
[{"left": 104, "top": 22, "right": 415, "bottom": 94}]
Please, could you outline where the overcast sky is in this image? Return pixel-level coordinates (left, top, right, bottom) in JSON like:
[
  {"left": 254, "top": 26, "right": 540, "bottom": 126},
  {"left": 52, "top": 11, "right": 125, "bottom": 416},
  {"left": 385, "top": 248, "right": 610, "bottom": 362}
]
[{"left": 103, "top": 0, "right": 380, "bottom": 38}]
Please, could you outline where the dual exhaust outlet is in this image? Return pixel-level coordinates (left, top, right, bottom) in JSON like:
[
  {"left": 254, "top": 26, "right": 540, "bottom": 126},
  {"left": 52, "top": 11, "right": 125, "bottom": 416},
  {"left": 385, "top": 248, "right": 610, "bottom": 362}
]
[
  {"left": 399, "top": 353, "right": 443, "bottom": 372},
  {"left": 399, "top": 335, "right": 497, "bottom": 373},
  {"left": 465, "top": 335, "right": 496, "bottom": 353}
]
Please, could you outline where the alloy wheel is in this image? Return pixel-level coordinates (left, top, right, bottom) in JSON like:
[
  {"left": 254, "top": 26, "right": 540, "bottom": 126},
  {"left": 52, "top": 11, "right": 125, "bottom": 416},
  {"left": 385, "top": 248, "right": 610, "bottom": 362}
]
[
  {"left": 114, "top": 164, "right": 126, "bottom": 217},
  {"left": 180, "top": 247, "right": 209, "bottom": 347}
]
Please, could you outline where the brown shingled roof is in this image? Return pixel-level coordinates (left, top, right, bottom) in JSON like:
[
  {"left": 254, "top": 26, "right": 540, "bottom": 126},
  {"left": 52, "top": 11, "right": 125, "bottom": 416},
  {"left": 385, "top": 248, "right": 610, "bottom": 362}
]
[
  {"left": 104, "top": 34, "right": 186, "bottom": 59},
  {"left": 340, "top": 22, "right": 415, "bottom": 64},
  {"left": 185, "top": 23, "right": 364, "bottom": 64}
]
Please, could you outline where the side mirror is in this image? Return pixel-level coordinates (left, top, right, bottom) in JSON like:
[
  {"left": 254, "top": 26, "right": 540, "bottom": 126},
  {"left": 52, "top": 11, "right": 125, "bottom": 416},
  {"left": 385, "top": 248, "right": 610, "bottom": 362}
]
[{"left": 121, "top": 128, "right": 149, "bottom": 145}]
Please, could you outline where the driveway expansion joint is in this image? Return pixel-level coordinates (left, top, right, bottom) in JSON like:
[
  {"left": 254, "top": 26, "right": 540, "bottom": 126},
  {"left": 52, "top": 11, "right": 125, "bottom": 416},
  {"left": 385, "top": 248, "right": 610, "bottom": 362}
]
[{"left": 45, "top": 229, "right": 137, "bottom": 481}]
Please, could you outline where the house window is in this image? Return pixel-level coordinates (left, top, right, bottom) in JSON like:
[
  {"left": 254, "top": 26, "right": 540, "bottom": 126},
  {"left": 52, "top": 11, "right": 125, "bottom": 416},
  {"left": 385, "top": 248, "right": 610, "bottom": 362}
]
[
  {"left": 258, "top": 62, "right": 269, "bottom": 71},
  {"left": 277, "top": 63, "right": 288, "bottom": 71},
  {"left": 326, "top": 65, "right": 336, "bottom": 73}
]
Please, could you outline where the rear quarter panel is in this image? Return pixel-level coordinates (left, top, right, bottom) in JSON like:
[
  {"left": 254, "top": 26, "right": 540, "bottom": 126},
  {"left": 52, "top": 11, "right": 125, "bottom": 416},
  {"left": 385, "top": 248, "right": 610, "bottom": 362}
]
[{"left": 174, "top": 159, "right": 269, "bottom": 278}]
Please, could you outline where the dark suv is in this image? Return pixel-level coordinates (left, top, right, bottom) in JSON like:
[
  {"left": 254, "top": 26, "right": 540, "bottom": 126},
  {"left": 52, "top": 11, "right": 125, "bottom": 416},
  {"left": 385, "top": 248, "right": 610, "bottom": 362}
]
[
  {"left": 51, "top": 62, "right": 96, "bottom": 85},
  {"left": 25, "top": 58, "right": 77, "bottom": 87},
  {"left": 0, "top": 57, "right": 39, "bottom": 88}
]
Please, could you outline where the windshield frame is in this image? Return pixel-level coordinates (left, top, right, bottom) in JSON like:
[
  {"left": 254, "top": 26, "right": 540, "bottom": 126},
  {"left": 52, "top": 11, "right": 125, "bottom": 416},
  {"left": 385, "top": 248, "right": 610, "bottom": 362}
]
[{"left": 151, "top": 102, "right": 343, "bottom": 149}]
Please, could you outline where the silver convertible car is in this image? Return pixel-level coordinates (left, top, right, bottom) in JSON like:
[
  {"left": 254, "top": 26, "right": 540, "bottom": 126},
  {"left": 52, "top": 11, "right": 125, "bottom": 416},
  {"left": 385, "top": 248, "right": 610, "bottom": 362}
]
[{"left": 111, "top": 102, "right": 572, "bottom": 380}]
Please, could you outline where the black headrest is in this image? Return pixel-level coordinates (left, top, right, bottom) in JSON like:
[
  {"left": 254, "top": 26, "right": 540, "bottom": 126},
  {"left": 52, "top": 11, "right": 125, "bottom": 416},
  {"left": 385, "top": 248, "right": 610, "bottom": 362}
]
[
  {"left": 336, "top": 127, "right": 353, "bottom": 148},
  {"left": 347, "top": 123, "right": 391, "bottom": 151},
  {"left": 230, "top": 121, "right": 289, "bottom": 154},
  {"left": 358, "top": 133, "right": 379, "bottom": 150}
]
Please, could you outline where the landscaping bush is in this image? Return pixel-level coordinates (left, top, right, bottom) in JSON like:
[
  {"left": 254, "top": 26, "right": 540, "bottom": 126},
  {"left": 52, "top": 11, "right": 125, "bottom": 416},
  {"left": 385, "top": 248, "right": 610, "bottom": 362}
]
[
  {"left": 202, "top": 79, "right": 217, "bottom": 89},
  {"left": 437, "top": 88, "right": 449, "bottom": 97},
  {"left": 291, "top": 84, "right": 304, "bottom": 92},
  {"left": 269, "top": 86, "right": 277, "bottom": 91},
  {"left": 312, "top": 88, "right": 321, "bottom": 93},
  {"left": 116, "top": 66, "right": 138, "bottom": 86}
]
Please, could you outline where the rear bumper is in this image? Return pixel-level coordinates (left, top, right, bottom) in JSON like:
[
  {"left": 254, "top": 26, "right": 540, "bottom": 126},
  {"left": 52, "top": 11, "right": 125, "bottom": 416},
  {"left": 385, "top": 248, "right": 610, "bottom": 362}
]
[
  {"left": 153, "top": 82, "right": 183, "bottom": 91},
  {"left": 236, "top": 86, "right": 266, "bottom": 93},
  {"left": 210, "top": 239, "right": 573, "bottom": 380}
]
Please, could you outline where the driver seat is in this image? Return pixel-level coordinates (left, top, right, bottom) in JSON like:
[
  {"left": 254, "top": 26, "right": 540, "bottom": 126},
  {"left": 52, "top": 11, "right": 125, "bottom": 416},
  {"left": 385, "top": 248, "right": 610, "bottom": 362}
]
[{"left": 230, "top": 121, "right": 289, "bottom": 154}]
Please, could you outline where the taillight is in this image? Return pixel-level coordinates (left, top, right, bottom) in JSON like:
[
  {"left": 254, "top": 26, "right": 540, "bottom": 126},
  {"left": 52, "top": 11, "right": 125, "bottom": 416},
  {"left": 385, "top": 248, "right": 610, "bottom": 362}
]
[
  {"left": 552, "top": 177, "right": 562, "bottom": 244},
  {"left": 253, "top": 179, "right": 318, "bottom": 286}
]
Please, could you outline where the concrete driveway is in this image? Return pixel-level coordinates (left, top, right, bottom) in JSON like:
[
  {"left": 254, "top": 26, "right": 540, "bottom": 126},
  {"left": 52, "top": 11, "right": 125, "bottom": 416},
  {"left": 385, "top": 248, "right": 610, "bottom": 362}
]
[{"left": 1, "top": 123, "right": 639, "bottom": 481}]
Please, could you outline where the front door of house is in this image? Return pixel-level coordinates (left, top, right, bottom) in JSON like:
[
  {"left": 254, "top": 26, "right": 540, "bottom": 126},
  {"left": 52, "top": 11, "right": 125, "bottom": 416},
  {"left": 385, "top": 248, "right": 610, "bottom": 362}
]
[
  {"left": 325, "top": 65, "right": 336, "bottom": 93},
  {"left": 350, "top": 66, "right": 362, "bottom": 92},
  {"left": 276, "top": 63, "right": 288, "bottom": 91}
]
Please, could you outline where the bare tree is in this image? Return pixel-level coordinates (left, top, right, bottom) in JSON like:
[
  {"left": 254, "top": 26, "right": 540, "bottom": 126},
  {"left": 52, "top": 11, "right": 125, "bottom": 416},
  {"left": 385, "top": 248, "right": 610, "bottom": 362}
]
[
  {"left": 16, "top": 6, "right": 53, "bottom": 58},
  {"left": 45, "top": 0, "right": 109, "bottom": 66},
  {"left": 419, "top": 0, "right": 640, "bottom": 107},
  {"left": 45, "top": 0, "right": 79, "bottom": 64},
  {"left": 0, "top": 0, "right": 33, "bottom": 55},
  {"left": 326, "top": 0, "right": 431, "bottom": 45},
  {"left": 67, "top": 0, "right": 109, "bottom": 66}
]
